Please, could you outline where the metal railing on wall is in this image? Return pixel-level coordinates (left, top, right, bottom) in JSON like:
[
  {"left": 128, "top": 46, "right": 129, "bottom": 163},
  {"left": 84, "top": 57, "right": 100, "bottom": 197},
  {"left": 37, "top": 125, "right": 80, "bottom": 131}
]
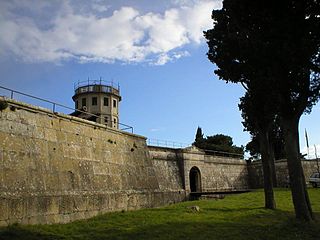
[
  {"left": 202, "top": 149, "right": 244, "bottom": 159},
  {"left": 147, "top": 138, "right": 190, "bottom": 148},
  {"left": 147, "top": 138, "right": 243, "bottom": 159},
  {"left": 0, "top": 85, "right": 133, "bottom": 133}
]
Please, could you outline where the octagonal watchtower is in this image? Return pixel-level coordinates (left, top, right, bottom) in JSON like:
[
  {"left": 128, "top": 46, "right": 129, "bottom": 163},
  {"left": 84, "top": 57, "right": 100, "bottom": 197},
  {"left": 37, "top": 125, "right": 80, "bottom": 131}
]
[{"left": 72, "top": 79, "right": 121, "bottom": 129}]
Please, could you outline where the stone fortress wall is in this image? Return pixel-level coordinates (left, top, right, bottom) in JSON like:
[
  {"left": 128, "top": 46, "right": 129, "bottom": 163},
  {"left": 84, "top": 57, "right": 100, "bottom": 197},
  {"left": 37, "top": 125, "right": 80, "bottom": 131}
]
[
  {"left": 1, "top": 97, "right": 318, "bottom": 226},
  {"left": 0, "top": 97, "right": 248, "bottom": 226},
  {"left": 0, "top": 98, "right": 187, "bottom": 226},
  {"left": 148, "top": 146, "right": 248, "bottom": 193},
  {"left": 248, "top": 159, "right": 320, "bottom": 188}
]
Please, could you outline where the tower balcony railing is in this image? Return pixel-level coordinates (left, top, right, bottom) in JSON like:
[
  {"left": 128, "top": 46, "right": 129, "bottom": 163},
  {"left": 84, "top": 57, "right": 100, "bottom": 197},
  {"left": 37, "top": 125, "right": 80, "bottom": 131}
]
[{"left": 74, "top": 79, "right": 120, "bottom": 96}]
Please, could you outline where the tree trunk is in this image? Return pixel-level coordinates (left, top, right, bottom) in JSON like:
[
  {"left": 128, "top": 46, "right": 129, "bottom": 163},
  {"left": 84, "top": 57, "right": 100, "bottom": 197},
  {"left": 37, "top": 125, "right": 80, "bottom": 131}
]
[
  {"left": 282, "top": 117, "right": 314, "bottom": 221},
  {"left": 259, "top": 130, "right": 276, "bottom": 209},
  {"left": 269, "top": 142, "right": 277, "bottom": 187}
]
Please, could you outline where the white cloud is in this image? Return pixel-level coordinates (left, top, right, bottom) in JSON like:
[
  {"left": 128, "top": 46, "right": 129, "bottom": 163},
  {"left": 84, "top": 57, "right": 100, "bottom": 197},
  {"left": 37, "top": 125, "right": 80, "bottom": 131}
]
[
  {"left": 154, "top": 53, "right": 171, "bottom": 66},
  {"left": 180, "top": 1, "right": 222, "bottom": 43},
  {"left": 0, "top": 0, "right": 221, "bottom": 65},
  {"left": 153, "top": 51, "right": 190, "bottom": 65},
  {"left": 136, "top": 9, "right": 190, "bottom": 54}
]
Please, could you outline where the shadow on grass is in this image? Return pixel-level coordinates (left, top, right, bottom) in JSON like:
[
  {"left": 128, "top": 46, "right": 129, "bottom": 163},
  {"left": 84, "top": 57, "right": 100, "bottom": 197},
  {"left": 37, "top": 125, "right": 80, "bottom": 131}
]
[
  {"left": 110, "top": 219, "right": 320, "bottom": 240},
  {"left": 1, "top": 211, "right": 319, "bottom": 240},
  {"left": 1, "top": 189, "right": 319, "bottom": 240},
  {"left": 0, "top": 224, "right": 65, "bottom": 240},
  {"left": 204, "top": 206, "right": 265, "bottom": 212}
]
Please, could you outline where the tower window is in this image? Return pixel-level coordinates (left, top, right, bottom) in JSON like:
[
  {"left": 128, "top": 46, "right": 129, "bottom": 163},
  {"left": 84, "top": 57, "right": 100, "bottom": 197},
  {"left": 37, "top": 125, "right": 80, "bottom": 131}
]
[
  {"left": 105, "top": 117, "right": 108, "bottom": 123},
  {"left": 104, "top": 97, "right": 109, "bottom": 106},
  {"left": 113, "top": 99, "right": 117, "bottom": 108},
  {"left": 82, "top": 98, "right": 86, "bottom": 106},
  {"left": 92, "top": 97, "right": 97, "bottom": 106},
  {"left": 75, "top": 100, "right": 78, "bottom": 109}
]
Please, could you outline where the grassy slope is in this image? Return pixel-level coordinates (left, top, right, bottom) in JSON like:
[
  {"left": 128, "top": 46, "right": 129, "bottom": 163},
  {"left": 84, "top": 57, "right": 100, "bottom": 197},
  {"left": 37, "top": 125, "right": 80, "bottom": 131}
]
[{"left": 0, "top": 188, "right": 319, "bottom": 240}]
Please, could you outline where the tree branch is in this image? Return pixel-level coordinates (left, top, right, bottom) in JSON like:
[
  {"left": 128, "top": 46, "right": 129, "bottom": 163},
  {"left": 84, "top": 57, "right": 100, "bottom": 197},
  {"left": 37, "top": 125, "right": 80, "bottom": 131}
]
[{"left": 241, "top": 82, "right": 249, "bottom": 91}]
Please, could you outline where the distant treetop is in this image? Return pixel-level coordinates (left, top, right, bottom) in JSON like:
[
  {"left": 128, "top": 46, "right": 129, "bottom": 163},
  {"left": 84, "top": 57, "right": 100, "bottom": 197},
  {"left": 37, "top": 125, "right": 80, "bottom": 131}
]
[{"left": 193, "top": 127, "right": 244, "bottom": 157}]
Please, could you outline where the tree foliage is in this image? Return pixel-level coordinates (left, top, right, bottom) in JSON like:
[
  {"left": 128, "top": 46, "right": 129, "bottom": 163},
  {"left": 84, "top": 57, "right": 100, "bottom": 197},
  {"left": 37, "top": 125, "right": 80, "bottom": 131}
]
[
  {"left": 204, "top": 0, "right": 320, "bottom": 220},
  {"left": 245, "top": 136, "right": 260, "bottom": 160},
  {"left": 245, "top": 122, "right": 286, "bottom": 161},
  {"left": 195, "top": 127, "right": 204, "bottom": 145},
  {"left": 193, "top": 128, "right": 244, "bottom": 156}
]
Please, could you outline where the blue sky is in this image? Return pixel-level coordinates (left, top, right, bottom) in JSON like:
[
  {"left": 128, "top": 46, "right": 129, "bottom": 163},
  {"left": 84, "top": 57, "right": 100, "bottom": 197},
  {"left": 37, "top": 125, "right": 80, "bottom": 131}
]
[{"left": 0, "top": 0, "right": 319, "bottom": 158}]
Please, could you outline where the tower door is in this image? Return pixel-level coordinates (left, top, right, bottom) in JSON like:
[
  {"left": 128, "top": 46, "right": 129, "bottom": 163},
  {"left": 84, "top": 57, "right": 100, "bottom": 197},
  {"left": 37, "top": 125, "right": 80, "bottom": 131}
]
[{"left": 189, "top": 167, "right": 201, "bottom": 192}]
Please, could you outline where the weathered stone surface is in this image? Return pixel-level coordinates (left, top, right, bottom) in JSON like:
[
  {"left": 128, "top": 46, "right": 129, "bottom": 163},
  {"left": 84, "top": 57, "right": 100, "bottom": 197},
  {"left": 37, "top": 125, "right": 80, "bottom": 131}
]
[
  {"left": 248, "top": 159, "right": 320, "bottom": 188},
  {"left": 0, "top": 98, "right": 185, "bottom": 226},
  {"left": 0, "top": 97, "right": 254, "bottom": 226},
  {"left": 149, "top": 146, "right": 249, "bottom": 193}
]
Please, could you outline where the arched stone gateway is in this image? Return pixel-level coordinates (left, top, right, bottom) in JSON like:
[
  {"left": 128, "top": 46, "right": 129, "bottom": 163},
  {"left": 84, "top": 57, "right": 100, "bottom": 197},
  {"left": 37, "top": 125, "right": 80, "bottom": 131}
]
[{"left": 189, "top": 166, "right": 201, "bottom": 192}]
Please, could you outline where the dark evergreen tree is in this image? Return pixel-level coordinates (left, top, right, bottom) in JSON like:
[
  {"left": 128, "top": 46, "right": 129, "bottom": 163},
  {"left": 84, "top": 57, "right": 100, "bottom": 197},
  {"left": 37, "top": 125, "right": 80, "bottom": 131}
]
[
  {"left": 204, "top": 0, "right": 320, "bottom": 220},
  {"left": 194, "top": 127, "right": 204, "bottom": 148},
  {"left": 245, "top": 136, "right": 260, "bottom": 160}
]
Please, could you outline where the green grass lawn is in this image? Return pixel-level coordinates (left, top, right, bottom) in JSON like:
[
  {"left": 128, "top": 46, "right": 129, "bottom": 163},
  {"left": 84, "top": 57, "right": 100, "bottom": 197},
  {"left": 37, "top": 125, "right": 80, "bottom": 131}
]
[{"left": 1, "top": 188, "right": 319, "bottom": 240}]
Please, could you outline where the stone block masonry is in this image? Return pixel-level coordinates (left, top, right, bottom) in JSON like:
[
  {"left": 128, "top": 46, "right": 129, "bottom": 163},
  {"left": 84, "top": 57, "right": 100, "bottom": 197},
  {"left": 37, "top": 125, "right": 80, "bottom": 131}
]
[
  {"left": 0, "top": 97, "right": 185, "bottom": 226},
  {"left": 148, "top": 146, "right": 249, "bottom": 194},
  {"left": 0, "top": 97, "right": 250, "bottom": 226},
  {"left": 248, "top": 159, "right": 320, "bottom": 188},
  {"left": 2, "top": 96, "right": 318, "bottom": 225}
]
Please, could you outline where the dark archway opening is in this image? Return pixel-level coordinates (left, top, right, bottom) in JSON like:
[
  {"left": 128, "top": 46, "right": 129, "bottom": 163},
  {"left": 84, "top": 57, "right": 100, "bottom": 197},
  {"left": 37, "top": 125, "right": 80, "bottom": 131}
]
[{"left": 189, "top": 167, "right": 201, "bottom": 192}]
